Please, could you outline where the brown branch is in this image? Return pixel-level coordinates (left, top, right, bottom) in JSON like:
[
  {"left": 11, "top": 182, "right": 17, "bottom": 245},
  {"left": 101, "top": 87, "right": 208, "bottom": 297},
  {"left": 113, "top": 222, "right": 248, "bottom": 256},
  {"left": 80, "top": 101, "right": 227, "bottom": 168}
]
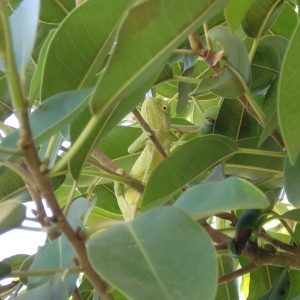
[
  {"left": 218, "top": 262, "right": 258, "bottom": 285},
  {"left": 201, "top": 222, "right": 231, "bottom": 244},
  {"left": 132, "top": 109, "right": 168, "bottom": 159},
  {"left": 90, "top": 149, "right": 144, "bottom": 193}
]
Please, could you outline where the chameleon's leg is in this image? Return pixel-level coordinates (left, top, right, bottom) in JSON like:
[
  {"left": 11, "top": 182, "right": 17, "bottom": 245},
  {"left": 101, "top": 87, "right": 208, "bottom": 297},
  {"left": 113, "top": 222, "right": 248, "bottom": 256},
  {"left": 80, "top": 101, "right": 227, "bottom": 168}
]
[{"left": 114, "top": 172, "right": 134, "bottom": 221}]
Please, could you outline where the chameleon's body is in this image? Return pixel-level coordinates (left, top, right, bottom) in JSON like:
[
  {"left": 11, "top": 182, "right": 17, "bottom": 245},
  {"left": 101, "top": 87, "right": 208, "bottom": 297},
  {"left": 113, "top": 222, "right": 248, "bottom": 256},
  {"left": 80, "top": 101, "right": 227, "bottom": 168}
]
[{"left": 115, "top": 97, "right": 171, "bottom": 220}]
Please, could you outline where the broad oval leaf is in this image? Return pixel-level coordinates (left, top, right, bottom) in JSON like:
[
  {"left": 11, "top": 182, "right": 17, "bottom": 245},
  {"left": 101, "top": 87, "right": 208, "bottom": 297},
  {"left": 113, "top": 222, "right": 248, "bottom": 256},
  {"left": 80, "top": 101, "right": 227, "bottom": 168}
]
[
  {"left": 242, "top": 0, "right": 284, "bottom": 38},
  {"left": 0, "top": 200, "right": 25, "bottom": 234},
  {"left": 175, "top": 177, "right": 269, "bottom": 219},
  {"left": 278, "top": 23, "right": 300, "bottom": 164},
  {"left": 0, "top": 0, "right": 40, "bottom": 72},
  {"left": 39, "top": 0, "right": 74, "bottom": 23},
  {"left": 89, "top": 0, "right": 227, "bottom": 113},
  {"left": 87, "top": 207, "right": 218, "bottom": 300},
  {"left": 142, "top": 135, "right": 238, "bottom": 208},
  {"left": 0, "top": 88, "right": 91, "bottom": 160},
  {"left": 41, "top": 0, "right": 135, "bottom": 99}
]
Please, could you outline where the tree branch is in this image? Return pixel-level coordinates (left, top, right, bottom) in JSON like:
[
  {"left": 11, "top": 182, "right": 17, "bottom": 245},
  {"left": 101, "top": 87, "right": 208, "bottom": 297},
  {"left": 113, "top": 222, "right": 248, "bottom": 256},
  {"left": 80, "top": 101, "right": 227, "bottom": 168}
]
[{"left": 132, "top": 108, "right": 168, "bottom": 159}]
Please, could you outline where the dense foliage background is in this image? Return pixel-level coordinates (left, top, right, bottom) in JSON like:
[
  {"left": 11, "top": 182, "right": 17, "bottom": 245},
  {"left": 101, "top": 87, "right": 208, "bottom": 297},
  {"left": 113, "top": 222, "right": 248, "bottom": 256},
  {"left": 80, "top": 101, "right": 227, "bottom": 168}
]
[{"left": 1, "top": 0, "right": 300, "bottom": 299}]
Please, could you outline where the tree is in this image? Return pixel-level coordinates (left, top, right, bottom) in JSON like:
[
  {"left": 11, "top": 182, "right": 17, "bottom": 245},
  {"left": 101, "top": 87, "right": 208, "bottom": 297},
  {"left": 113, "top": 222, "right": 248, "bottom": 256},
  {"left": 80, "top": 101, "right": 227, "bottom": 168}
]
[{"left": 0, "top": 0, "right": 300, "bottom": 299}]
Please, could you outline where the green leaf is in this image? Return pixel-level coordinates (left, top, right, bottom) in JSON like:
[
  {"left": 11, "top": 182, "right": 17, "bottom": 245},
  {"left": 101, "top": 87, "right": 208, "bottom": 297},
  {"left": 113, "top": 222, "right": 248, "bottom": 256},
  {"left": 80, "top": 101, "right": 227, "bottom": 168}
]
[
  {"left": 89, "top": 0, "right": 227, "bottom": 113},
  {"left": 87, "top": 207, "right": 218, "bottom": 300},
  {"left": 278, "top": 23, "right": 300, "bottom": 164},
  {"left": 0, "top": 200, "right": 25, "bottom": 234},
  {"left": 0, "top": 0, "right": 40, "bottom": 72},
  {"left": 29, "top": 30, "right": 55, "bottom": 102},
  {"left": 2, "top": 254, "right": 30, "bottom": 271},
  {"left": 284, "top": 155, "right": 300, "bottom": 207},
  {"left": 225, "top": 0, "right": 255, "bottom": 32},
  {"left": 0, "top": 166, "right": 27, "bottom": 202},
  {"left": 174, "top": 177, "right": 269, "bottom": 219},
  {"left": 258, "top": 111, "right": 278, "bottom": 147},
  {"left": 247, "top": 266, "right": 284, "bottom": 300},
  {"left": 142, "top": 135, "right": 238, "bottom": 208},
  {"left": 242, "top": 0, "right": 285, "bottom": 38},
  {"left": 39, "top": 0, "right": 74, "bottom": 23},
  {"left": 16, "top": 275, "right": 68, "bottom": 300},
  {"left": 0, "top": 89, "right": 91, "bottom": 160},
  {"left": 271, "top": 2, "right": 298, "bottom": 39},
  {"left": 214, "top": 98, "right": 244, "bottom": 140},
  {"left": 0, "top": 262, "right": 11, "bottom": 279},
  {"left": 28, "top": 198, "right": 89, "bottom": 291},
  {"left": 251, "top": 35, "right": 288, "bottom": 95},
  {"left": 41, "top": 0, "right": 134, "bottom": 99},
  {"left": 192, "top": 26, "right": 251, "bottom": 98},
  {"left": 282, "top": 209, "right": 300, "bottom": 222}
]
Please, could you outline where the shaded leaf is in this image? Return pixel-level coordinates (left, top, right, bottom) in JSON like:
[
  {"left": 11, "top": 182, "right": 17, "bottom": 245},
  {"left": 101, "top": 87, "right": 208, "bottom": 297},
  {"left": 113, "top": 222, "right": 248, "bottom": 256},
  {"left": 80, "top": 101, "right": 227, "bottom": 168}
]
[
  {"left": 87, "top": 207, "right": 218, "bottom": 300},
  {"left": 175, "top": 177, "right": 269, "bottom": 219},
  {"left": 142, "top": 135, "right": 238, "bottom": 208},
  {"left": 39, "top": 0, "right": 74, "bottom": 23},
  {"left": 282, "top": 209, "right": 300, "bottom": 222},
  {"left": 278, "top": 23, "right": 300, "bottom": 164},
  {"left": 2, "top": 254, "right": 30, "bottom": 271},
  {"left": 0, "top": 262, "right": 11, "bottom": 279},
  {"left": 0, "top": 200, "right": 25, "bottom": 234},
  {"left": 242, "top": 0, "right": 285, "bottom": 38}
]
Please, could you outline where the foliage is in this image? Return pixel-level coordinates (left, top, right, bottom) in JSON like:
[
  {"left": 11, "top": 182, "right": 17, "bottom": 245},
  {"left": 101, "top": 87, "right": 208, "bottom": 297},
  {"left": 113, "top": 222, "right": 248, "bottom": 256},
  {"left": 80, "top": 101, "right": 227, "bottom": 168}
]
[{"left": 0, "top": 0, "right": 300, "bottom": 299}]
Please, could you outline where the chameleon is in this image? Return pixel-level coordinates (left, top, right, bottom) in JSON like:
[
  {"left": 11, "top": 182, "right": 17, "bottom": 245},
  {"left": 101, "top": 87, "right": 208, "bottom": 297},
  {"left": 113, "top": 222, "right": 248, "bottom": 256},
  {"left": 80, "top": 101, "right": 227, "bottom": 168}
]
[{"left": 115, "top": 97, "right": 171, "bottom": 220}]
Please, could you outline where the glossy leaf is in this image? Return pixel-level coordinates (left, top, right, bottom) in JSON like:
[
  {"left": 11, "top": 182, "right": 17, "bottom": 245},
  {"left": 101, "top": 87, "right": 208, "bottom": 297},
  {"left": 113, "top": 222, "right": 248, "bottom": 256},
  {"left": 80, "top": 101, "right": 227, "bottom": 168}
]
[
  {"left": 278, "top": 23, "right": 300, "bottom": 164},
  {"left": 0, "top": 89, "right": 91, "bottom": 160},
  {"left": 225, "top": 0, "right": 255, "bottom": 31},
  {"left": 242, "top": 0, "right": 284, "bottom": 38},
  {"left": 175, "top": 177, "right": 269, "bottom": 219},
  {"left": 89, "top": 0, "right": 227, "bottom": 113},
  {"left": 0, "top": 0, "right": 40, "bottom": 72},
  {"left": 0, "top": 200, "right": 25, "bottom": 234},
  {"left": 87, "top": 207, "right": 218, "bottom": 300},
  {"left": 142, "top": 135, "right": 238, "bottom": 208},
  {"left": 41, "top": 0, "right": 135, "bottom": 99}
]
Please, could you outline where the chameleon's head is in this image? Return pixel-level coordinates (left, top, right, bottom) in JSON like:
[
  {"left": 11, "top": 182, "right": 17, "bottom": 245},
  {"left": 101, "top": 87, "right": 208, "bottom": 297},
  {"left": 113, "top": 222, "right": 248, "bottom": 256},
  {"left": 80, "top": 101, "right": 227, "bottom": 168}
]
[{"left": 141, "top": 97, "right": 170, "bottom": 131}]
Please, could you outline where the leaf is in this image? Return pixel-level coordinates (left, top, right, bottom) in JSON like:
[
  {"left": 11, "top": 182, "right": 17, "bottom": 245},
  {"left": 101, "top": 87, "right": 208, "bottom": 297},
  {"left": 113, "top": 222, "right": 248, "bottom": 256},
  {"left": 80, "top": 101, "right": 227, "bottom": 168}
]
[
  {"left": 192, "top": 26, "right": 251, "bottom": 98},
  {"left": 174, "top": 177, "right": 269, "bottom": 219},
  {"left": 284, "top": 155, "right": 300, "bottom": 206},
  {"left": 242, "top": 0, "right": 285, "bottom": 38},
  {"left": 0, "top": 0, "right": 40, "bottom": 72},
  {"left": 0, "top": 200, "right": 26, "bottom": 234},
  {"left": 16, "top": 275, "right": 68, "bottom": 300},
  {"left": 247, "top": 266, "right": 284, "bottom": 300},
  {"left": 278, "top": 23, "right": 300, "bottom": 164},
  {"left": 0, "top": 166, "right": 27, "bottom": 202},
  {"left": 213, "top": 98, "right": 244, "bottom": 140},
  {"left": 0, "top": 89, "right": 92, "bottom": 160},
  {"left": 29, "top": 30, "right": 55, "bottom": 102},
  {"left": 282, "top": 209, "right": 300, "bottom": 222},
  {"left": 28, "top": 198, "right": 89, "bottom": 292},
  {"left": 177, "top": 65, "right": 194, "bottom": 112},
  {"left": 142, "top": 135, "right": 238, "bottom": 208},
  {"left": 271, "top": 2, "right": 298, "bottom": 39},
  {"left": 2, "top": 254, "right": 30, "bottom": 271},
  {"left": 225, "top": 0, "right": 255, "bottom": 31},
  {"left": 0, "top": 262, "right": 11, "bottom": 279},
  {"left": 251, "top": 35, "right": 288, "bottom": 95},
  {"left": 41, "top": 0, "right": 135, "bottom": 99},
  {"left": 258, "top": 111, "right": 278, "bottom": 147},
  {"left": 39, "top": 0, "right": 74, "bottom": 23},
  {"left": 87, "top": 207, "right": 218, "bottom": 300},
  {"left": 89, "top": 0, "right": 227, "bottom": 113}
]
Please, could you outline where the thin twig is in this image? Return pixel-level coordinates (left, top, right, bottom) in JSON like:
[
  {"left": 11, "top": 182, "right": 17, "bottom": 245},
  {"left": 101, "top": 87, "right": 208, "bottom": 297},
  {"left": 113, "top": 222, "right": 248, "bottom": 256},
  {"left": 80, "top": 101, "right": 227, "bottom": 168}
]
[
  {"left": 218, "top": 262, "right": 258, "bottom": 285},
  {"left": 132, "top": 109, "right": 168, "bottom": 159}
]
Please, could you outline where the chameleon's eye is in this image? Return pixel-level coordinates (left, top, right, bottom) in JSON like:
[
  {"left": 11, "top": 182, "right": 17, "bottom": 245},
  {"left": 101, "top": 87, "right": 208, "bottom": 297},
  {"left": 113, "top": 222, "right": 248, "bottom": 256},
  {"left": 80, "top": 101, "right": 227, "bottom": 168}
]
[{"left": 162, "top": 106, "right": 167, "bottom": 110}]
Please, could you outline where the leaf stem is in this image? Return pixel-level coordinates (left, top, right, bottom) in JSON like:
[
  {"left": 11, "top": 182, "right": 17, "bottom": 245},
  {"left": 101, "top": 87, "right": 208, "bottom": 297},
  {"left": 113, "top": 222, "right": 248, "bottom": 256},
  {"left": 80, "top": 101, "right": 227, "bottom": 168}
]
[
  {"left": 203, "top": 22, "right": 211, "bottom": 50},
  {"left": 0, "top": 146, "right": 24, "bottom": 156},
  {"left": 173, "top": 49, "right": 196, "bottom": 55},
  {"left": 8, "top": 268, "right": 81, "bottom": 278}
]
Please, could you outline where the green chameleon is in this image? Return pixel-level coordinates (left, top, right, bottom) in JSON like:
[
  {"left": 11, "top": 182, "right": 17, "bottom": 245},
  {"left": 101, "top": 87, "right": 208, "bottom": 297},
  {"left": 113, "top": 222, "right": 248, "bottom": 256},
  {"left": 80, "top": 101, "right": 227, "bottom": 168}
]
[{"left": 115, "top": 97, "right": 171, "bottom": 220}]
